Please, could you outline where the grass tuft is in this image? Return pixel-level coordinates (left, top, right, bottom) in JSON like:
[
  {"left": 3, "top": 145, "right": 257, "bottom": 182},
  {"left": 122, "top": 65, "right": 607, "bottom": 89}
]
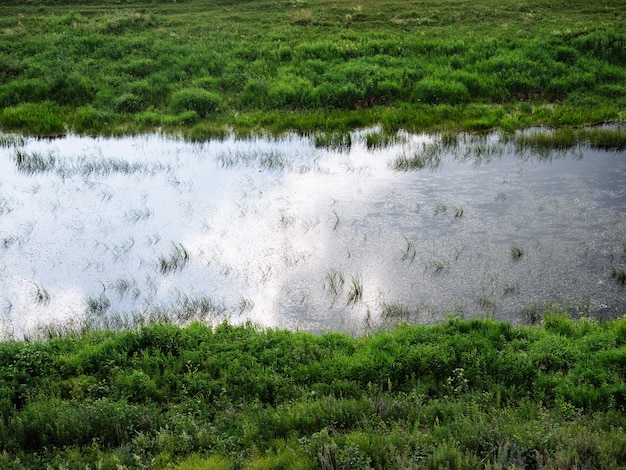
[
  {"left": 346, "top": 272, "right": 363, "bottom": 305},
  {"left": 510, "top": 245, "right": 524, "bottom": 262},
  {"left": 158, "top": 243, "right": 190, "bottom": 274},
  {"left": 391, "top": 142, "right": 442, "bottom": 171}
]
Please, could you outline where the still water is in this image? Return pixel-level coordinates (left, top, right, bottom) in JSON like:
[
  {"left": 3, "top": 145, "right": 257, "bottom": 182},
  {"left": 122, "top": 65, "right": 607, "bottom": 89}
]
[{"left": 0, "top": 130, "right": 624, "bottom": 337}]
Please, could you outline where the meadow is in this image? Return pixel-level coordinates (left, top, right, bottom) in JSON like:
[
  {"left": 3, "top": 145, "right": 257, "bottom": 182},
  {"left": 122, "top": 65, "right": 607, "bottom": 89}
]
[
  {"left": 0, "top": 0, "right": 625, "bottom": 137},
  {"left": 0, "top": 311, "right": 625, "bottom": 469}
]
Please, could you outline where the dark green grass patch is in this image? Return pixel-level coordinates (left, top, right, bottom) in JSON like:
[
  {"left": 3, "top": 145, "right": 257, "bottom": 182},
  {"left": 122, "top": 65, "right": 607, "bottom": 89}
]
[{"left": 0, "top": 311, "right": 625, "bottom": 468}]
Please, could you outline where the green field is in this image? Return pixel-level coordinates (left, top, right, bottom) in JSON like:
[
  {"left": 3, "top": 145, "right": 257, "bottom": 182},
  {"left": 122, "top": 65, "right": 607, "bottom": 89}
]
[
  {"left": 0, "top": 312, "right": 625, "bottom": 469},
  {"left": 0, "top": 0, "right": 625, "bottom": 137}
]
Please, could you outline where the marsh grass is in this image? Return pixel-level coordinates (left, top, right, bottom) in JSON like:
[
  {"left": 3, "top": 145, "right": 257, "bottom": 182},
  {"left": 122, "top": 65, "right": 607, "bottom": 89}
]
[
  {"left": 34, "top": 283, "right": 50, "bottom": 306},
  {"left": 85, "top": 293, "right": 111, "bottom": 316},
  {"left": 510, "top": 245, "right": 524, "bottom": 262},
  {"left": 462, "top": 139, "right": 505, "bottom": 164},
  {"left": 0, "top": 134, "right": 24, "bottom": 147},
  {"left": 158, "top": 242, "right": 190, "bottom": 274},
  {"left": 331, "top": 210, "right": 340, "bottom": 231},
  {"left": 14, "top": 149, "right": 56, "bottom": 174},
  {"left": 516, "top": 127, "right": 626, "bottom": 152},
  {"left": 610, "top": 266, "right": 626, "bottom": 285},
  {"left": 424, "top": 259, "right": 448, "bottom": 275},
  {"left": 433, "top": 203, "right": 447, "bottom": 216},
  {"left": 477, "top": 294, "right": 497, "bottom": 316},
  {"left": 346, "top": 272, "right": 363, "bottom": 305},
  {"left": 401, "top": 236, "right": 416, "bottom": 264},
  {"left": 13, "top": 150, "right": 166, "bottom": 178},
  {"left": 391, "top": 142, "right": 442, "bottom": 171},
  {"left": 111, "top": 277, "right": 140, "bottom": 300},
  {"left": 365, "top": 130, "right": 398, "bottom": 149},
  {"left": 452, "top": 206, "right": 464, "bottom": 218},
  {"left": 216, "top": 149, "right": 288, "bottom": 171},
  {"left": 503, "top": 283, "right": 520, "bottom": 296},
  {"left": 324, "top": 268, "right": 345, "bottom": 298},
  {"left": 380, "top": 301, "right": 414, "bottom": 322},
  {"left": 313, "top": 131, "right": 352, "bottom": 152}
]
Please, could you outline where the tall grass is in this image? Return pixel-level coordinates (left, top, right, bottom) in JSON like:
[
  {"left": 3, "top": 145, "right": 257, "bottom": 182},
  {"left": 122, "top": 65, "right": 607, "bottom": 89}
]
[
  {"left": 0, "top": 0, "right": 624, "bottom": 137},
  {"left": 0, "top": 312, "right": 625, "bottom": 468}
]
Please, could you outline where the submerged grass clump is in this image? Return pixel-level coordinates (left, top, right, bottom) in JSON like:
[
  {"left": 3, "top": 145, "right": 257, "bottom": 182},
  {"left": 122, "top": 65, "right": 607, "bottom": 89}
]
[
  {"left": 346, "top": 272, "right": 363, "bottom": 305},
  {"left": 216, "top": 149, "right": 288, "bottom": 171},
  {"left": 323, "top": 267, "right": 345, "bottom": 298},
  {"left": 391, "top": 142, "right": 442, "bottom": 171},
  {"left": 380, "top": 301, "right": 414, "bottom": 322},
  {"left": 401, "top": 236, "right": 417, "bottom": 264},
  {"left": 610, "top": 266, "right": 626, "bottom": 285},
  {"left": 0, "top": 313, "right": 625, "bottom": 469},
  {"left": 313, "top": 131, "right": 352, "bottom": 152},
  {"left": 516, "top": 127, "right": 626, "bottom": 152},
  {"left": 452, "top": 205, "right": 464, "bottom": 218},
  {"left": 13, "top": 149, "right": 166, "bottom": 178},
  {"left": 0, "top": 134, "right": 24, "bottom": 148},
  {"left": 158, "top": 242, "right": 190, "bottom": 274},
  {"left": 14, "top": 149, "right": 56, "bottom": 174},
  {"left": 365, "top": 130, "right": 399, "bottom": 149},
  {"left": 510, "top": 245, "right": 524, "bottom": 262}
]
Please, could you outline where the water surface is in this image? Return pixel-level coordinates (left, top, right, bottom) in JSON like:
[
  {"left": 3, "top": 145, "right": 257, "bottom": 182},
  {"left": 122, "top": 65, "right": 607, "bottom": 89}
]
[{"left": 0, "top": 130, "right": 624, "bottom": 337}]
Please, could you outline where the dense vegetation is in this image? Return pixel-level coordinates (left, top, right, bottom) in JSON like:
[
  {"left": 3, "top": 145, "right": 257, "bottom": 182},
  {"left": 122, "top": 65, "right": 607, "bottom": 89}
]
[
  {"left": 0, "top": 311, "right": 625, "bottom": 469},
  {"left": 0, "top": 0, "right": 625, "bottom": 137}
]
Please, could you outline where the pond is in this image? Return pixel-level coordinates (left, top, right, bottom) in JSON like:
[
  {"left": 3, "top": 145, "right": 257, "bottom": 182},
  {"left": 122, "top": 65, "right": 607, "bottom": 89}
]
[{"left": 0, "top": 129, "right": 625, "bottom": 337}]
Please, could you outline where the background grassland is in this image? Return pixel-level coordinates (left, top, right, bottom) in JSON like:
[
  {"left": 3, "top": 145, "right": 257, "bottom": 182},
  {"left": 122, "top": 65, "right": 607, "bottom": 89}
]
[
  {"left": 0, "top": 0, "right": 625, "bottom": 136},
  {"left": 0, "top": 312, "right": 625, "bottom": 468}
]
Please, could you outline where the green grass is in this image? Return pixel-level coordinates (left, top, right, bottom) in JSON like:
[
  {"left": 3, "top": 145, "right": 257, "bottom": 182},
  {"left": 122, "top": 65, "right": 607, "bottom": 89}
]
[
  {"left": 0, "top": 0, "right": 624, "bottom": 137},
  {"left": 511, "top": 245, "right": 525, "bottom": 262},
  {"left": 346, "top": 272, "right": 363, "bottom": 305},
  {"left": 158, "top": 242, "right": 190, "bottom": 274},
  {"left": 391, "top": 142, "right": 443, "bottom": 171},
  {"left": 323, "top": 267, "right": 345, "bottom": 298},
  {"left": 0, "top": 312, "right": 625, "bottom": 468}
]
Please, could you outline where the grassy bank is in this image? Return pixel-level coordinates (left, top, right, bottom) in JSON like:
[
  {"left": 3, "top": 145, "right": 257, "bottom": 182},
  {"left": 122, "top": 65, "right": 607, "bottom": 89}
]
[
  {"left": 0, "top": 310, "right": 625, "bottom": 469},
  {"left": 0, "top": 0, "right": 625, "bottom": 137}
]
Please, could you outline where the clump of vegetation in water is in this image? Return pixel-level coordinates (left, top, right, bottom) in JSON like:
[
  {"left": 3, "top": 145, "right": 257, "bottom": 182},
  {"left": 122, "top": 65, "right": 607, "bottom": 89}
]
[
  {"left": 0, "top": 309, "right": 625, "bottom": 468},
  {"left": 511, "top": 245, "right": 524, "bottom": 261},
  {"left": 391, "top": 142, "right": 443, "bottom": 171},
  {"left": 158, "top": 242, "right": 190, "bottom": 274}
]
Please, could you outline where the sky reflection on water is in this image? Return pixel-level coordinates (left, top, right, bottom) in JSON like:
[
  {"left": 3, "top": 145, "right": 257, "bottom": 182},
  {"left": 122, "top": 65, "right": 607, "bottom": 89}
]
[{"left": 0, "top": 130, "right": 624, "bottom": 337}]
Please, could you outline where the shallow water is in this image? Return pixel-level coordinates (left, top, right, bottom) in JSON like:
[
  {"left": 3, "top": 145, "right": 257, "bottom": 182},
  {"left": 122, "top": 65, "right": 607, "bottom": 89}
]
[{"left": 0, "top": 130, "right": 624, "bottom": 337}]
